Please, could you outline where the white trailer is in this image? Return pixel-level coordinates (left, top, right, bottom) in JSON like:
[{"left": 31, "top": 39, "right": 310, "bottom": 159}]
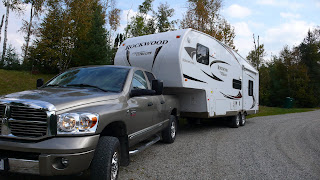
[{"left": 114, "top": 28, "right": 259, "bottom": 127}]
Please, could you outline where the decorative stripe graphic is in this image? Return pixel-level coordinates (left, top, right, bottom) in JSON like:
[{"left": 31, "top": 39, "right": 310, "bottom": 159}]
[
  {"left": 152, "top": 46, "right": 163, "bottom": 69},
  {"left": 201, "top": 70, "right": 223, "bottom": 82},
  {"left": 183, "top": 74, "right": 207, "bottom": 83},
  {"left": 246, "top": 73, "right": 254, "bottom": 80},
  {"left": 220, "top": 92, "right": 242, "bottom": 100},
  {"left": 250, "top": 95, "right": 256, "bottom": 109},
  {"left": 184, "top": 47, "right": 196, "bottom": 59},
  {"left": 210, "top": 60, "right": 230, "bottom": 67},
  {"left": 126, "top": 50, "right": 132, "bottom": 66}
]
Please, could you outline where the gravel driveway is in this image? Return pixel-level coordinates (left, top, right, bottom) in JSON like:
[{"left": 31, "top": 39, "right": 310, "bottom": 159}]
[{"left": 2, "top": 110, "right": 320, "bottom": 180}]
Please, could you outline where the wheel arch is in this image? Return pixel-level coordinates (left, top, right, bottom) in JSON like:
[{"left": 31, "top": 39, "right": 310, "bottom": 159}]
[{"left": 99, "top": 121, "right": 130, "bottom": 166}]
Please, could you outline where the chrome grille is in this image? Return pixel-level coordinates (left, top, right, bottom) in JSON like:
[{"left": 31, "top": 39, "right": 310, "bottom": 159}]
[
  {"left": 0, "top": 104, "right": 5, "bottom": 134},
  {"left": 0, "top": 104, "right": 5, "bottom": 118},
  {"left": 9, "top": 106, "right": 48, "bottom": 138}
]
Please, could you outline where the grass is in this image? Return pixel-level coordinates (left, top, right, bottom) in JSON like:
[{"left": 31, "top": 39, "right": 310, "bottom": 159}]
[
  {"left": 0, "top": 69, "right": 55, "bottom": 96},
  {"left": 247, "top": 106, "right": 317, "bottom": 118}
]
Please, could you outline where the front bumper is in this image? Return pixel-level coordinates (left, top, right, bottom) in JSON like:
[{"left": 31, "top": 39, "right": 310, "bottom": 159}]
[{"left": 0, "top": 135, "right": 99, "bottom": 176}]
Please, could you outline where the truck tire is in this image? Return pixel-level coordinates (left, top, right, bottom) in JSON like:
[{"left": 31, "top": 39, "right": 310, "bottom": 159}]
[
  {"left": 240, "top": 113, "right": 246, "bottom": 126},
  {"left": 90, "top": 136, "right": 120, "bottom": 180},
  {"left": 162, "top": 115, "right": 177, "bottom": 143},
  {"left": 230, "top": 114, "right": 240, "bottom": 128}
]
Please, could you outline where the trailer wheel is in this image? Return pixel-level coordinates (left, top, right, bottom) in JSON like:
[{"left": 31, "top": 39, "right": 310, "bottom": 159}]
[
  {"left": 90, "top": 136, "right": 120, "bottom": 180},
  {"left": 230, "top": 114, "right": 240, "bottom": 128},
  {"left": 240, "top": 113, "right": 246, "bottom": 126},
  {"left": 162, "top": 115, "right": 177, "bottom": 143}
]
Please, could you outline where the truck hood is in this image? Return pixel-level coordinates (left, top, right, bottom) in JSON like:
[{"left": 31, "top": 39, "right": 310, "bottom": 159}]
[{"left": 1, "top": 87, "right": 121, "bottom": 111}]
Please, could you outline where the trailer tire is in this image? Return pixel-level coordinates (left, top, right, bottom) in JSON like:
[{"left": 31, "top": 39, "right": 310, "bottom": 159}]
[
  {"left": 230, "top": 114, "right": 240, "bottom": 128},
  {"left": 240, "top": 113, "right": 246, "bottom": 126},
  {"left": 162, "top": 115, "right": 177, "bottom": 143},
  {"left": 90, "top": 136, "right": 120, "bottom": 180}
]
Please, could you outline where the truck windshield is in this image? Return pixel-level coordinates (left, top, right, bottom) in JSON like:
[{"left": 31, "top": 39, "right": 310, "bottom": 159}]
[{"left": 46, "top": 66, "right": 130, "bottom": 92}]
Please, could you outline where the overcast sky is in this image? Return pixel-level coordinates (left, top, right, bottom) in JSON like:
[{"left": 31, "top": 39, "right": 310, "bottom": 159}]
[{"left": 1, "top": 0, "right": 320, "bottom": 60}]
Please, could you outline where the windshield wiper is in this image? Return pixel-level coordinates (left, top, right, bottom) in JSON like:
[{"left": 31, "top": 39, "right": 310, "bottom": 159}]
[
  {"left": 66, "top": 84, "right": 108, "bottom": 92},
  {"left": 45, "top": 84, "right": 63, "bottom": 87}
]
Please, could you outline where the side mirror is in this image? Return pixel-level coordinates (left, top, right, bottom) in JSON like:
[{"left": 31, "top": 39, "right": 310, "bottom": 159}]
[
  {"left": 152, "top": 80, "right": 163, "bottom": 95},
  {"left": 36, "top": 78, "right": 44, "bottom": 88}
]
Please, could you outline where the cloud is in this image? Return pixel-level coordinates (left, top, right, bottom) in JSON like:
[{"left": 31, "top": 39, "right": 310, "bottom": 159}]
[
  {"left": 257, "top": 0, "right": 304, "bottom": 10},
  {"left": 280, "top": 12, "right": 301, "bottom": 19},
  {"left": 264, "top": 20, "right": 315, "bottom": 46},
  {"left": 233, "top": 22, "right": 252, "bottom": 37},
  {"left": 225, "top": 4, "right": 252, "bottom": 18},
  {"left": 316, "top": 2, "right": 320, "bottom": 8}
]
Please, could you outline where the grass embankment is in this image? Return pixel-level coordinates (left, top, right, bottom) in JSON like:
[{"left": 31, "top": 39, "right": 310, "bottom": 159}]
[
  {"left": 247, "top": 106, "right": 317, "bottom": 118},
  {"left": 0, "top": 69, "right": 55, "bottom": 96}
]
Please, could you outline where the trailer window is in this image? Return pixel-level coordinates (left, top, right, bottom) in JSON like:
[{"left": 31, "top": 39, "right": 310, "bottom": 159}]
[
  {"left": 196, "top": 43, "right": 209, "bottom": 65},
  {"left": 249, "top": 80, "right": 253, "bottom": 96},
  {"left": 233, "top": 79, "right": 242, "bottom": 90}
]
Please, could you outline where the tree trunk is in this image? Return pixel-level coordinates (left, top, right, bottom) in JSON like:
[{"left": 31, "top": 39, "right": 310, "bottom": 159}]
[
  {"left": 23, "top": 4, "right": 34, "bottom": 63},
  {"left": 2, "top": 0, "right": 10, "bottom": 61},
  {"left": 0, "top": 15, "right": 4, "bottom": 45}
]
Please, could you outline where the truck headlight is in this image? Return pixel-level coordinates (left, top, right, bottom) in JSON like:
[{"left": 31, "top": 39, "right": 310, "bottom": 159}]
[{"left": 58, "top": 113, "right": 99, "bottom": 134}]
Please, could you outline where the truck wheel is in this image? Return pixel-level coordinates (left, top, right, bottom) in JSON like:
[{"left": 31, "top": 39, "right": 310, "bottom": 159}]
[
  {"left": 162, "top": 115, "right": 177, "bottom": 143},
  {"left": 230, "top": 114, "right": 240, "bottom": 128},
  {"left": 90, "top": 136, "right": 120, "bottom": 180},
  {"left": 240, "top": 113, "right": 246, "bottom": 126}
]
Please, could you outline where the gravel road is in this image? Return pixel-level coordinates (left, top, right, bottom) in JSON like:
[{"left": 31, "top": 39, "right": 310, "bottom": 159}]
[{"left": 2, "top": 110, "right": 320, "bottom": 180}]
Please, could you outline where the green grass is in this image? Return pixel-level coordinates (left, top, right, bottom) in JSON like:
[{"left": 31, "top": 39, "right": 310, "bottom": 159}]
[
  {"left": 0, "top": 69, "right": 55, "bottom": 96},
  {"left": 247, "top": 106, "right": 317, "bottom": 118}
]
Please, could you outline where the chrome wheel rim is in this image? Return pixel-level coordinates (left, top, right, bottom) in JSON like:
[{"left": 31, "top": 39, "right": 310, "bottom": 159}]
[
  {"left": 111, "top": 151, "right": 119, "bottom": 180},
  {"left": 171, "top": 121, "right": 176, "bottom": 138},
  {"left": 236, "top": 115, "right": 240, "bottom": 126},
  {"left": 241, "top": 114, "right": 246, "bottom": 124}
]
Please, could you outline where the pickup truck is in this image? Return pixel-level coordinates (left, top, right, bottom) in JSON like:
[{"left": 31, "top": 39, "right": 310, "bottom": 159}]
[{"left": 0, "top": 65, "right": 179, "bottom": 180}]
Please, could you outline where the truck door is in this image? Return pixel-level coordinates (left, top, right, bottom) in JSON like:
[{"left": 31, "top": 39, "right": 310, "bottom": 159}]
[
  {"left": 127, "top": 70, "right": 156, "bottom": 143},
  {"left": 145, "top": 71, "right": 166, "bottom": 129}
]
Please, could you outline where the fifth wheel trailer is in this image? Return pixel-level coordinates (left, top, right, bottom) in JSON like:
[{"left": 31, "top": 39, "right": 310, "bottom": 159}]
[{"left": 114, "top": 28, "right": 259, "bottom": 127}]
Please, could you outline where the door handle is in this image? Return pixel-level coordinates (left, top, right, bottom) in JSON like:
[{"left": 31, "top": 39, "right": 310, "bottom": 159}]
[{"left": 148, "top": 102, "right": 153, "bottom": 106}]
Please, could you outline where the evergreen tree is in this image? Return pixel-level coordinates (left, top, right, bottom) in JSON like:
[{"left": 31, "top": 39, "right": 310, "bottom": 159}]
[{"left": 299, "top": 29, "right": 320, "bottom": 106}]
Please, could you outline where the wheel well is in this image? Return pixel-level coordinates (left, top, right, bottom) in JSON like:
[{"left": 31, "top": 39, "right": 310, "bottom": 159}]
[
  {"left": 100, "top": 121, "right": 130, "bottom": 166},
  {"left": 100, "top": 121, "right": 127, "bottom": 137},
  {"left": 171, "top": 108, "right": 177, "bottom": 117}
]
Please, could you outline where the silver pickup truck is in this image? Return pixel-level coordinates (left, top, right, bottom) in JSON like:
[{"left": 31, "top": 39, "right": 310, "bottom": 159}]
[{"left": 0, "top": 65, "right": 179, "bottom": 179}]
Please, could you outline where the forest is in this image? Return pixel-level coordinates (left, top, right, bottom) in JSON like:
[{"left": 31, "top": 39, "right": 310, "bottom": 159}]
[{"left": 0, "top": 0, "right": 319, "bottom": 108}]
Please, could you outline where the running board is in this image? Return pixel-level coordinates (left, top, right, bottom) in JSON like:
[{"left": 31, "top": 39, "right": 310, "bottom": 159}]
[{"left": 129, "top": 135, "right": 161, "bottom": 155}]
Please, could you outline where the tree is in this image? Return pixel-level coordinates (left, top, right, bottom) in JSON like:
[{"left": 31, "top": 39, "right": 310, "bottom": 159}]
[
  {"left": 125, "top": 0, "right": 176, "bottom": 37},
  {"left": 27, "top": 0, "right": 120, "bottom": 73},
  {"left": 2, "top": 44, "right": 21, "bottom": 70},
  {"left": 155, "top": 2, "right": 176, "bottom": 32},
  {"left": 180, "top": 0, "right": 236, "bottom": 49},
  {"left": 1, "top": 0, "right": 23, "bottom": 64},
  {"left": 0, "top": 15, "right": 4, "bottom": 48},
  {"left": 246, "top": 34, "right": 266, "bottom": 70},
  {"left": 72, "top": 0, "right": 112, "bottom": 66},
  {"left": 20, "top": 0, "right": 46, "bottom": 63},
  {"left": 299, "top": 28, "right": 320, "bottom": 106},
  {"left": 125, "top": 0, "right": 155, "bottom": 37}
]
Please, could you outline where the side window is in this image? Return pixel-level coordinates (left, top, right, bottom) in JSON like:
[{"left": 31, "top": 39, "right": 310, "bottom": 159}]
[
  {"left": 145, "top": 71, "right": 155, "bottom": 83},
  {"left": 248, "top": 80, "right": 253, "bottom": 96},
  {"left": 132, "top": 70, "right": 148, "bottom": 90},
  {"left": 233, "top": 79, "right": 242, "bottom": 90},
  {"left": 196, "top": 43, "right": 209, "bottom": 65}
]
